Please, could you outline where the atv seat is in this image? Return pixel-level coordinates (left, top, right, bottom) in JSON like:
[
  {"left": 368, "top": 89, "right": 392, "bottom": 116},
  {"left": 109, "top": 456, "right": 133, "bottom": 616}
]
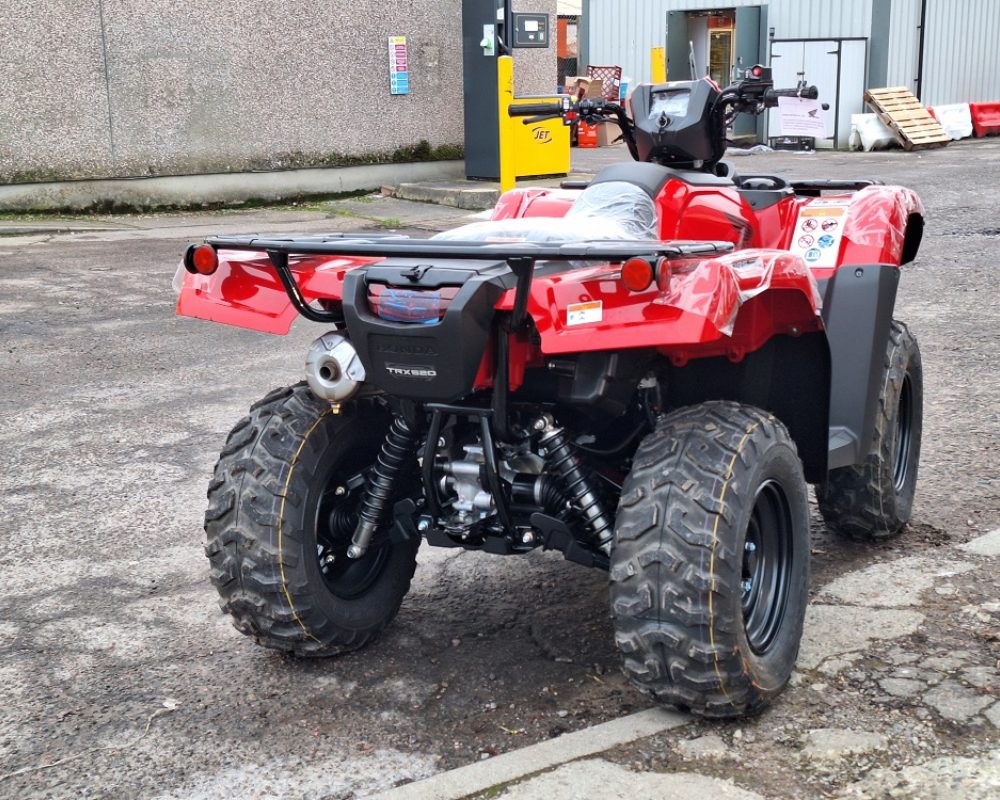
[{"left": 590, "top": 161, "right": 734, "bottom": 197}]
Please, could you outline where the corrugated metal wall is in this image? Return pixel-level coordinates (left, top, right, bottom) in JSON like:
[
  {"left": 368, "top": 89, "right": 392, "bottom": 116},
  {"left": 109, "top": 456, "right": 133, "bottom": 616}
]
[
  {"left": 586, "top": 0, "right": 773, "bottom": 84},
  {"left": 886, "top": 0, "right": 920, "bottom": 91},
  {"left": 586, "top": 0, "right": 1000, "bottom": 109},
  {"left": 884, "top": 0, "right": 1000, "bottom": 104},
  {"left": 921, "top": 0, "right": 1000, "bottom": 105},
  {"left": 768, "top": 0, "right": 872, "bottom": 39},
  {"left": 587, "top": 0, "right": 873, "bottom": 84}
]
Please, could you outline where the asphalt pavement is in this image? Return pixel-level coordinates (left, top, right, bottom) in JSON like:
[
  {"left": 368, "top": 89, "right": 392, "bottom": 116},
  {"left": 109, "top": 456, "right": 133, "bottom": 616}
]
[{"left": 1, "top": 141, "right": 998, "bottom": 799}]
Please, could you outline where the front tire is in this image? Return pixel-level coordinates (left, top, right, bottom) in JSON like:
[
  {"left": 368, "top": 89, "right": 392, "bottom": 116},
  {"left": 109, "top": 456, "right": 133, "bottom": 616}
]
[
  {"left": 205, "top": 384, "right": 420, "bottom": 656},
  {"left": 818, "top": 320, "right": 923, "bottom": 541},
  {"left": 610, "top": 402, "right": 810, "bottom": 718}
]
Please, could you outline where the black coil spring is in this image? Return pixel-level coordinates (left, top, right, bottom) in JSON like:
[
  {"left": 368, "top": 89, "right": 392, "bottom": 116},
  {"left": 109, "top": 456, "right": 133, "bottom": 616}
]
[
  {"left": 540, "top": 426, "right": 614, "bottom": 550},
  {"left": 356, "top": 416, "right": 421, "bottom": 531}
]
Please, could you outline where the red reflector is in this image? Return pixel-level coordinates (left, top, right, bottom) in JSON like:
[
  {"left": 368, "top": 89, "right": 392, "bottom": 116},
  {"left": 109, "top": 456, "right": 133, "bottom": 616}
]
[
  {"left": 655, "top": 257, "right": 672, "bottom": 290},
  {"left": 752, "top": 66, "right": 763, "bottom": 77},
  {"left": 191, "top": 244, "right": 219, "bottom": 275},
  {"left": 621, "top": 257, "right": 654, "bottom": 292}
]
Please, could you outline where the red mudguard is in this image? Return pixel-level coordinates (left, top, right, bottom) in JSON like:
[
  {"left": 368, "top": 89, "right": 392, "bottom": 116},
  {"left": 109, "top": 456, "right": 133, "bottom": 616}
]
[{"left": 176, "top": 246, "right": 822, "bottom": 360}]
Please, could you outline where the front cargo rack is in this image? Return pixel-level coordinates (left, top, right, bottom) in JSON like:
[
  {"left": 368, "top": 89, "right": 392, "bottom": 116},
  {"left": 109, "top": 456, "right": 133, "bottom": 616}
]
[{"left": 197, "top": 233, "right": 736, "bottom": 326}]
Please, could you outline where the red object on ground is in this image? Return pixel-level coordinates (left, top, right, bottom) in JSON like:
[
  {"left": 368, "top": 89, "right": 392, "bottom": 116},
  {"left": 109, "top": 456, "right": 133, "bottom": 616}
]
[
  {"left": 970, "top": 102, "right": 1000, "bottom": 137},
  {"left": 577, "top": 122, "right": 599, "bottom": 148}
]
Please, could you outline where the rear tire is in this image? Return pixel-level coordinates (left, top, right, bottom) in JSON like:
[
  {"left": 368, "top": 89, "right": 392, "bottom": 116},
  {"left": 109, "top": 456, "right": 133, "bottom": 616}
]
[
  {"left": 610, "top": 402, "right": 810, "bottom": 718},
  {"left": 818, "top": 320, "right": 923, "bottom": 541},
  {"left": 204, "top": 383, "right": 420, "bottom": 656}
]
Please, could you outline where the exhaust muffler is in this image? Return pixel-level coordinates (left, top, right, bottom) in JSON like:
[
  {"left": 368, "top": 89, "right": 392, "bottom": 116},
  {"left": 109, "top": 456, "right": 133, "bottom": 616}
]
[{"left": 305, "top": 331, "right": 366, "bottom": 402}]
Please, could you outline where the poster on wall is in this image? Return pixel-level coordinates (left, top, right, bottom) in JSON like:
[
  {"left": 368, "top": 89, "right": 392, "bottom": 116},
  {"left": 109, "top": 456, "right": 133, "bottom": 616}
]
[
  {"left": 388, "top": 36, "right": 409, "bottom": 95},
  {"left": 777, "top": 96, "right": 828, "bottom": 138}
]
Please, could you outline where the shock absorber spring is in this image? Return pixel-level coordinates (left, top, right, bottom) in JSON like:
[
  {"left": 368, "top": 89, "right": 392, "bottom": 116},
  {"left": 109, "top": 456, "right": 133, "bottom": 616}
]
[
  {"left": 536, "top": 416, "right": 615, "bottom": 555},
  {"left": 348, "top": 415, "right": 420, "bottom": 558}
]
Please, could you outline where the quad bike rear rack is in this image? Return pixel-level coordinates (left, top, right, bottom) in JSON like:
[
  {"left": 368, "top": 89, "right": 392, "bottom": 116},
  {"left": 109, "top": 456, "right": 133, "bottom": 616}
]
[
  {"left": 557, "top": 177, "right": 883, "bottom": 196},
  {"left": 197, "top": 234, "right": 735, "bottom": 328}
]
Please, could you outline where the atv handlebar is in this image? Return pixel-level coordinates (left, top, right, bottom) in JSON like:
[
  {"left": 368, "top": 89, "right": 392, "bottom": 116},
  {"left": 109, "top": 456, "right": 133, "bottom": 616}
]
[
  {"left": 509, "top": 102, "right": 568, "bottom": 117},
  {"left": 763, "top": 85, "right": 820, "bottom": 107},
  {"left": 506, "top": 67, "right": 824, "bottom": 166}
]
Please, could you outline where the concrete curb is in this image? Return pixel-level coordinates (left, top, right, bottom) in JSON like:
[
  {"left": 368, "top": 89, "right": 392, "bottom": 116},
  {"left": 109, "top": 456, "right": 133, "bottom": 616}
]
[
  {"left": 371, "top": 708, "right": 688, "bottom": 800},
  {"left": 395, "top": 181, "right": 500, "bottom": 210},
  {"left": 0, "top": 161, "right": 466, "bottom": 213}
]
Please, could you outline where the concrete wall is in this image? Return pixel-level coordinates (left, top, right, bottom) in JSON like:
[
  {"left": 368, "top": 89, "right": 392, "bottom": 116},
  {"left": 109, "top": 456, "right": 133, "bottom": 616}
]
[{"left": 0, "top": 0, "right": 556, "bottom": 184}]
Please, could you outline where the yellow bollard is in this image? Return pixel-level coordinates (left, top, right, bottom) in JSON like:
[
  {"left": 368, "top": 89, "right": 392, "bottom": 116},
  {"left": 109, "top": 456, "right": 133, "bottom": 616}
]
[
  {"left": 497, "top": 55, "right": 515, "bottom": 194},
  {"left": 650, "top": 46, "right": 666, "bottom": 84}
]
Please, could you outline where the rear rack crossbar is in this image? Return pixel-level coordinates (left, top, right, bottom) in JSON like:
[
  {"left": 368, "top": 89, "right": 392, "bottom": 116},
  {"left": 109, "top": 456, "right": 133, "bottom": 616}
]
[
  {"left": 202, "top": 234, "right": 735, "bottom": 325},
  {"left": 205, "top": 234, "right": 735, "bottom": 262}
]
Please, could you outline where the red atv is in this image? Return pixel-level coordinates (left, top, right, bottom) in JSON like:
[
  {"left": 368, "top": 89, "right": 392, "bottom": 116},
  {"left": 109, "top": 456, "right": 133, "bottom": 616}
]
[{"left": 176, "top": 67, "right": 923, "bottom": 718}]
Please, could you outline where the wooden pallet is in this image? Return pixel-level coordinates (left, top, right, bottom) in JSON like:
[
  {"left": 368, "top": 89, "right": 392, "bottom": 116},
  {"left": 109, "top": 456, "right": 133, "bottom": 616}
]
[{"left": 864, "top": 87, "right": 951, "bottom": 150}]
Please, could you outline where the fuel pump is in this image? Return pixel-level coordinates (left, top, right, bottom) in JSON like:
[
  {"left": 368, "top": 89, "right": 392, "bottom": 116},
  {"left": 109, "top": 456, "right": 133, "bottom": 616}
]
[{"left": 462, "top": 1, "right": 564, "bottom": 182}]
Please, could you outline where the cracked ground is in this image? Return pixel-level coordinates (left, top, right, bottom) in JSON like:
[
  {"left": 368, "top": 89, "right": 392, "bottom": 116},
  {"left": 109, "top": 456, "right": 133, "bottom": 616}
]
[{"left": 1, "top": 141, "right": 998, "bottom": 798}]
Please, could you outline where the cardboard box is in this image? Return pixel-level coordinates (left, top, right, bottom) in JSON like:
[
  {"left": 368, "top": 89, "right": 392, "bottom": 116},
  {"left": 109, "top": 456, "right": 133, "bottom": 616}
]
[
  {"left": 566, "top": 76, "right": 604, "bottom": 100},
  {"left": 597, "top": 121, "right": 620, "bottom": 146}
]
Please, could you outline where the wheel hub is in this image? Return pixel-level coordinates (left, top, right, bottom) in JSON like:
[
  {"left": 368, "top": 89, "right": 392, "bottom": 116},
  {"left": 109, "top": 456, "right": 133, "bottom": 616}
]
[
  {"left": 892, "top": 374, "right": 914, "bottom": 492},
  {"left": 741, "top": 479, "right": 794, "bottom": 655},
  {"left": 315, "top": 476, "right": 391, "bottom": 600}
]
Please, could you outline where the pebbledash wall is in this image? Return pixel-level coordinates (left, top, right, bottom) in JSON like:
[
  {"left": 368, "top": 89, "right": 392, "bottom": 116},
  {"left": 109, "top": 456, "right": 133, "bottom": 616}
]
[{"left": 0, "top": 0, "right": 557, "bottom": 184}]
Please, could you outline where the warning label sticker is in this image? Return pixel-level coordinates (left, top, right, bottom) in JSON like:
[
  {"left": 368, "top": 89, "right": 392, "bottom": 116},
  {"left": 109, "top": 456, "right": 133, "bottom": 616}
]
[
  {"left": 790, "top": 201, "right": 848, "bottom": 268},
  {"left": 567, "top": 300, "right": 602, "bottom": 326}
]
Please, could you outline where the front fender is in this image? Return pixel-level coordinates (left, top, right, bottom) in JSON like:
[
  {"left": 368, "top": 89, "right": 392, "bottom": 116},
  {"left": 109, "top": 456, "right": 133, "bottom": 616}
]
[{"left": 792, "top": 185, "right": 924, "bottom": 276}]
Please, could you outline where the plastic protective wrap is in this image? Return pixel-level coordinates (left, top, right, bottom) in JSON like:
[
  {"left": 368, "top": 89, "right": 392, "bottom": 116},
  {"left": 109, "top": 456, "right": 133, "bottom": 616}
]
[
  {"left": 432, "top": 181, "right": 658, "bottom": 243},
  {"left": 842, "top": 185, "right": 923, "bottom": 265},
  {"left": 564, "top": 182, "right": 658, "bottom": 239},
  {"left": 660, "top": 250, "right": 822, "bottom": 337}
]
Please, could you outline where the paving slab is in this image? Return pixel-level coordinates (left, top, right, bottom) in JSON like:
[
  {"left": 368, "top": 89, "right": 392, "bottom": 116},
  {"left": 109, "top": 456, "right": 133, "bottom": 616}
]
[
  {"left": 677, "top": 734, "right": 730, "bottom": 760},
  {"left": 371, "top": 709, "right": 687, "bottom": 800},
  {"left": 802, "top": 728, "right": 887, "bottom": 761},
  {"left": 837, "top": 749, "right": 1000, "bottom": 799},
  {"left": 922, "top": 681, "right": 994, "bottom": 722},
  {"left": 817, "top": 556, "right": 974, "bottom": 607},
  {"left": 958, "top": 528, "right": 1000, "bottom": 557},
  {"left": 486, "top": 758, "right": 763, "bottom": 800},
  {"left": 797, "top": 605, "right": 925, "bottom": 670}
]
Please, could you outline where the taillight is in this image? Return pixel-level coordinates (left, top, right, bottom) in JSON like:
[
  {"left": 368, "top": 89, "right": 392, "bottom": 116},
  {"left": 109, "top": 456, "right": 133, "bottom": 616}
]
[
  {"left": 620, "top": 257, "right": 654, "bottom": 292},
  {"left": 368, "top": 285, "right": 460, "bottom": 324},
  {"left": 185, "top": 244, "right": 219, "bottom": 275}
]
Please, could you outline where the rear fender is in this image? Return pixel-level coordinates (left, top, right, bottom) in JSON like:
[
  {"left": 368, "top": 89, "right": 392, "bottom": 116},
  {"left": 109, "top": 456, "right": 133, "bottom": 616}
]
[
  {"left": 175, "top": 252, "right": 368, "bottom": 334},
  {"left": 516, "top": 249, "right": 824, "bottom": 358}
]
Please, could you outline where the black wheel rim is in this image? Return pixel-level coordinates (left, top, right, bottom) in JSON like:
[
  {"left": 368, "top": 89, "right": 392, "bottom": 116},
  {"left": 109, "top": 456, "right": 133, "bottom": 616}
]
[
  {"left": 314, "top": 458, "right": 392, "bottom": 601},
  {"left": 741, "top": 479, "right": 794, "bottom": 655},
  {"left": 892, "top": 374, "right": 914, "bottom": 493}
]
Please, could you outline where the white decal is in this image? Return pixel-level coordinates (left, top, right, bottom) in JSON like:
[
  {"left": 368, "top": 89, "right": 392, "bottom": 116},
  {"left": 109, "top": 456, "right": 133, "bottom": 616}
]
[
  {"left": 790, "top": 203, "right": 848, "bottom": 269},
  {"left": 567, "top": 300, "right": 602, "bottom": 326}
]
